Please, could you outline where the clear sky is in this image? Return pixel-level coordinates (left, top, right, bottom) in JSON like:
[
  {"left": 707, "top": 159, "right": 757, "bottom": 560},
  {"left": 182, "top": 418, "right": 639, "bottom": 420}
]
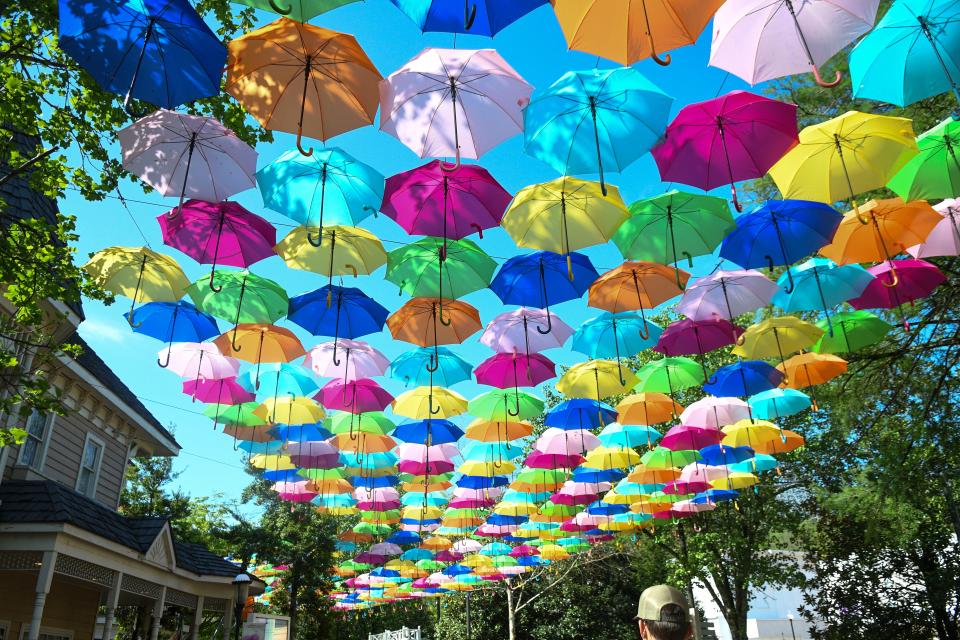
[{"left": 65, "top": 0, "right": 751, "bottom": 511}]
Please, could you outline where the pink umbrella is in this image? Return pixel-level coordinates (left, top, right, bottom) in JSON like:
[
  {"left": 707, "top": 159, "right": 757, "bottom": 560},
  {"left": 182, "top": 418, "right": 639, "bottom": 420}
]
[
  {"left": 651, "top": 91, "right": 798, "bottom": 211},
  {"left": 354, "top": 487, "right": 400, "bottom": 503},
  {"left": 402, "top": 522, "right": 439, "bottom": 533},
  {"left": 660, "top": 425, "right": 724, "bottom": 452},
  {"left": 396, "top": 443, "right": 459, "bottom": 464},
  {"left": 509, "top": 545, "right": 538, "bottom": 558},
  {"left": 480, "top": 308, "right": 574, "bottom": 355},
  {"left": 272, "top": 481, "right": 317, "bottom": 503},
  {"left": 535, "top": 427, "right": 600, "bottom": 456},
  {"left": 286, "top": 441, "right": 340, "bottom": 469},
  {"left": 680, "top": 397, "right": 751, "bottom": 429},
  {"left": 475, "top": 524, "right": 519, "bottom": 537},
  {"left": 672, "top": 500, "right": 716, "bottom": 514},
  {"left": 909, "top": 198, "right": 960, "bottom": 259},
  {"left": 161, "top": 342, "right": 240, "bottom": 381},
  {"left": 525, "top": 451, "right": 586, "bottom": 469},
  {"left": 182, "top": 377, "right": 254, "bottom": 405},
  {"left": 654, "top": 318, "right": 744, "bottom": 380},
  {"left": 474, "top": 352, "right": 556, "bottom": 389},
  {"left": 850, "top": 259, "right": 946, "bottom": 331},
  {"left": 379, "top": 48, "right": 532, "bottom": 165},
  {"left": 676, "top": 270, "right": 779, "bottom": 323},
  {"left": 317, "top": 378, "right": 394, "bottom": 413},
  {"left": 358, "top": 500, "right": 402, "bottom": 511},
  {"left": 380, "top": 161, "right": 512, "bottom": 250},
  {"left": 398, "top": 460, "right": 456, "bottom": 475},
  {"left": 304, "top": 339, "right": 390, "bottom": 381},
  {"left": 158, "top": 200, "right": 276, "bottom": 291},
  {"left": 452, "top": 539, "right": 483, "bottom": 554}
]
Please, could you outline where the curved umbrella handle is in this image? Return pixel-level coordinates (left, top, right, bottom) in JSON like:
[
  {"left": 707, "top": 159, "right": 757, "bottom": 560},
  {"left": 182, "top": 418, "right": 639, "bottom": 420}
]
[
  {"left": 269, "top": 0, "right": 293, "bottom": 14},
  {"left": 535, "top": 311, "right": 553, "bottom": 335},
  {"left": 811, "top": 65, "right": 841, "bottom": 88},
  {"left": 730, "top": 184, "right": 742, "bottom": 213},
  {"left": 637, "top": 319, "right": 650, "bottom": 341},
  {"left": 438, "top": 302, "right": 453, "bottom": 327},
  {"left": 208, "top": 266, "right": 223, "bottom": 293},
  {"left": 332, "top": 338, "right": 342, "bottom": 367},
  {"left": 426, "top": 351, "right": 439, "bottom": 373},
  {"left": 507, "top": 396, "right": 520, "bottom": 417},
  {"left": 307, "top": 229, "right": 324, "bottom": 247},
  {"left": 157, "top": 348, "right": 172, "bottom": 368},
  {"left": 882, "top": 263, "right": 900, "bottom": 289},
  {"left": 651, "top": 51, "right": 671, "bottom": 66},
  {"left": 296, "top": 125, "right": 314, "bottom": 157},
  {"left": 682, "top": 251, "right": 694, "bottom": 268},
  {"left": 464, "top": 0, "right": 477, "bottom": 29},
  {"left": 362, "top": 205, "right": 379, "bottom": 219},
  {"left": 764, "top": 255, "right": 777, "bottom": 278},
  {"left": 673, "top": 266, "right": 686, "bottom": 291},
  {"left": 126, "top": 302, "right": 144, "bottom": 329},
  {"left": 345, "top": 263, "right": 359, "bottom": 278},
  {"left": 470, "top": 223, "right": 484, "bottom": 239},
  {"left": 735, "top": 332, "right": 747, "bottom": 347},
  {"left": 566, "top": 254, "right": 574, "bottom": 281},
  {"left": 430, "top": 397, "right": 443, "bottom": 415}
]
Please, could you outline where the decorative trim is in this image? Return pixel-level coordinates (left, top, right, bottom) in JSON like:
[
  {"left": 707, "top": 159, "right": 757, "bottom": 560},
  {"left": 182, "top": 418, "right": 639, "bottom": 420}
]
[{"left": 53, "top": 553, "right": 114, "bottom": 588}]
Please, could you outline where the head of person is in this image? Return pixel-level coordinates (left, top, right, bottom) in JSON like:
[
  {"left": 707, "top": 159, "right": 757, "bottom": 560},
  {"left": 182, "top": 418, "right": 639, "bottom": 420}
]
[{"left": 635, "top": 585, "right": 692, "bottom": 640}]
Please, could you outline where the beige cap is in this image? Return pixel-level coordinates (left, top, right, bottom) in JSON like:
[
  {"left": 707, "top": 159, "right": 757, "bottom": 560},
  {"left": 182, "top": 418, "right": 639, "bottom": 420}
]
[{"left": 635, "top": 585, "right": 689, "bottom": 622}]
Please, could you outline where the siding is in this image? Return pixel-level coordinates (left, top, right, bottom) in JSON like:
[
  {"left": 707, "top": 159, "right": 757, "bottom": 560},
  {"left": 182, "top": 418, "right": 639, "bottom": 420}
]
[{"left": 0, "top": 571, "right": 100, "bottom": 640}]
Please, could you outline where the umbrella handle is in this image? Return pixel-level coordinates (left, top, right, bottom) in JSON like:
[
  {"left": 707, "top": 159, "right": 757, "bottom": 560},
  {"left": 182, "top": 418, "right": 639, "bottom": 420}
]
[
  {"left": 882, "top": 263, "right": 900, "bottom": 289},
  {"left": 637, "top": 318, "right": 650, "bottom": 341},
  {"left": 735, "top": 332, "right": 747, "bottom": 347},
  {"left": 470, "top": 223, "right": 484, "bottom": 239},
  {"left": 230, "top": 325, "right": 244, "bottom": 354},
  {"left": 464, "top": 0, "right": 477, "bottom": 29},
  {"left": 730, "top": 184, "right": 742, "bottom": 213},
  {"left": 126, "top": 300, "right": 144, "bottom": 329},
  {"left": 535, "top": 312, "right": 553, "bottom": 335},
  {"left": 362, "top": 205, "right": 379, "bottom": 219},
  {"left": 157, "top": 348, "right": 172, "bottom": 368},
  {"left": 426, "top": 348, "right": 439, "bottom": 373},
  {"left": 811, "top": 65, "right": 841, "bottom": 88},
  {"left": 438, "top": 302, "right": 453, "bottom": 327},
  {"left": 208, "top": 267, "right": 223, "bottom": 293},
  {"left": 269, "top": 0, "right": 293, "bottom": 14},
  {"left": 307, "top": 229, "right": 324, "bottom": 247},
  {"left": 345, "top": 263, "right": 358, "bottom": 278},
  {"left": 296, "top": 128, "right": 314, "bottom": 157}
]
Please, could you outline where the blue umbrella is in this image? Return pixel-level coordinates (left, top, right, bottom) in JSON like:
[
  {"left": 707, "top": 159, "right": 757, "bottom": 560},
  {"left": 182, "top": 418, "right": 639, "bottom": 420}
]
[
  {"left": 371, "top": 567, "right": 401, "bottom": 578},
  {"left": 731, "top": 454, "right": 780, "bottom": 474},
  {"left": 572, "top": 312, "right": 662, "bottom": 383},
  {"left": 386, "top": 531, "right": 421, "bottom": 545},
  {"left": 572, "top": 468, "right": 625, "bottom": 483},
  {"left": 401, "top": 493, "right": 448, "bottom": 507},
  {"left": 489, "top": 251, "right": 599, "bottom": 334},
  {"left": 719, "top": 200, "right": 843, "bottom": 290},
  {"left": 748, "top": 388, "right": 812, "bottom": 420},
  {"left": 58, "top": 0, "right": 226, "bottom": 112},
  {"left": 524, "top": 67, "right": 674, "bottom": 195},
  {"left": 288, "top": 285, "right": 389, "bottom": 364},
  {"left": 597, "top": 423, "right": 661, "bottom": 449},
  {"left": 691, "top": 489, "right": 739, "bottom": 504},
  {"left": 237, "top": 440, "right": 285, "bottom": 454},
  {"left": 443, "top": 563, "right": 473, "bottom": 576},
  {"left": 703, "top": 360, "right": 784, "bottom": 397},
  {"left": 850, "top": 0, "right": 960, "bottom": 110},
  {"left": 402, "top": 548, "right": 435, "bottom": 561},
  {"left": 262, "top": 469, "right": 302, "bottom": 483},
  {"left": 545, "top": 398, "right": 617, "bottom": 430},
  {"left": 271, "top": 423, "right": 332, "bottom": 442},
  {"left": 586, "top": 501, "right": 628, "bottom": 516},
  {"left": 351, "top": 475, "right": 399, "bottom": 489},
  {"left": 341, "top": 451, "right": 398, "bottom": 468},
  {"left": 487, "top": 514, "right": 528, "bottom": 526},
  {"left": 455, "top": 474, "right": 509, "bottom": 489},
  {"left": 773, "top": 258, "right": 874, "bottom": 335},
  {"left": 389, "top": 0, "right": 547, "bottom": 35},
  {"left": 129, "top": 301, "right": 219, "bottom": 367},
  {"left": 393, "top": 419, "right": 464, "bottom": 445},
  {"left": 501, "top": 489, "right": 552, "bottom": 503},
  {"left": 461, "top": 441, "right": 524, "bottom": 461},
  {"left": 699, "top": 444, "right": 755, "bottom": 466},
  {"left": 389, "top": 347, "right": 473, "bottom": 387},
  {"left": 238, "top": 363, "right": 319, "bottom": 396}
]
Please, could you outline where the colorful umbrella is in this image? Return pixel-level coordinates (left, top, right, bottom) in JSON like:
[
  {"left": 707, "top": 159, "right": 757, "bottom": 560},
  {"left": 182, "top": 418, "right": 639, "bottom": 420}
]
[
  {"left": 238, "top": 363, "right": 318, "bottom": 396},
  {"left": 161, "top": 342, "right": 240, "bottom": 382},
  {"left": 777, "top": 353, "right": 847, "bottom": 409},
  {"left": 677, "top": 269, "right": 778, "bottom": 323},
  {"left": 469, "top": 390, "right": 544, "bottom": 421},
  {"left": 633, "top": 357, "right": 704, "bottom": 395},
  {"left": 235, "top": 0, "right": 360, "bottom": 22},
  {"left": 386, "top": 237, "right": 497, "bottom": 300},
  {"left": 588, "top": 262, "right": 687, "bottom": 320},
  {"left": 732, "top": 316, "right": 824, "bottom": 367},
  {"left": 617, "top": 393, "right": 683, "bottom": 425},
  {"left": 388, "top": 0, "right": 547, "bottom": 35},
  {"left": 183, "top": 377, "right": 254, "bottom": 405},
  {"left": 909, "top": 198, "right": 960, "bottom": 258},
  {"left": 387, "top": 298, "right": 483, "bottom": 353},
  {"left": 379, "top": 48, "right": 532, "bottom": 164},
  {"left": 572, "top": 312, "right": 662, "bottom": 378},
  {"left": 849, "top": 259, "right": 946, "bottom": 329},
  {"left": 812, "top": 310, "right": 892, "bottom": 354},
  {"left": 214, "top": 325, "right": 306, "bottom": 378},
  {"left": 889, "top": 118, "right": 960, "bottom": 202},
  {"left": 480, "top": 309, "right": 573, "bottom": 356},
  {"left": 556, "top": 359, "right": 638, "bottom": 398},
  {"left": 319, "top": 379, "right": 395, "bottom": 413},
  {"left": 523, "top": 67, "right": 673, "bottom": 195},
  {"left": 546, "top": 399, "right": 617, "bottom": 431},
  {"left": 651, "top": 91, "right": 798, "bottom": 211},
  {"left": 187, "top": 271, "right": 288, "bottom": 334},
  {"left": 748, "top": 388, "right": 811, "bottom": 420},
  {"left": 83, "top": 246, "right": 189, "bottom": 324},
  {"left": 393, "top": 387, "right": 469, "bottom": 419},
  {"left": 551, "top": 0, "right": 725, "bottom": 66},
  {"left": 275, "top": 226, "right": 387, "bottom": 294},
  {"left": 489, "top": 252, "right": 599, "bottom": 328},
  {"left": 225, "top": 19, "right": 382, "bottom": 155},
  {"left": 703, "top": 361, "right": 784, "bottom": 398},
  {"left": 655, "top": 318, "right": 743, "bottom": 380},
  {"left": 389, "top": 347, "right": 473, "bottom": 387},
  {"left": 597, "top": 423, "right": 661, "bottom": 450},
  {"left": 129, "top": 301, "right": 219, "bottom": 366},
  {"left": 256, "top": 396, "right": 325, "bottom": 425},
  {"left": 305, "top": 339, "right": 389, "bottom": 381},
  {"left": 772, "top": 258, "right": 874, "bottom": 334},
  {"left": 287, "top": 286, "right": 389, "bottom": 361},
  {"left": 475, "top": 353, "right": 557, "bottom": 389}
]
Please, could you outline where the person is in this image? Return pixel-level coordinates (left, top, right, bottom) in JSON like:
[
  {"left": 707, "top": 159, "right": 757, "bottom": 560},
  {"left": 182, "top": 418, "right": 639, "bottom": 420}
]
[{"left": 634, "top": 584, "right": 693, "bottom": 640}]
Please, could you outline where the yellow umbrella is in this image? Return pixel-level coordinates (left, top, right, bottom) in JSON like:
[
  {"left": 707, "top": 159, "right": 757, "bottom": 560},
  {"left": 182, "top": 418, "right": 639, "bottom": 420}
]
[
  {"left": 602, "top": 491, "right": 639, "bottom": 505},
  {"left": 551, "top": 0, "right": 725, "bottom": 66},
  {"left": 732, "top": 317, "right": 824, "bottom": 369},
  {"left": 83, "top": 246, "right": 190, "bottom": 323},
  {"left": 583, "top": 446, "right": 641, "bottom": 470},
  {"left": 275, "top": 225, "right": 386, "bottom": 281},
  {"left": 494, "top": 502, "right": 539, "bottom": 517},
  {"left": 400, "top": 506, "right": 444, "bottom": 521},
  {"left": 502, "top": 177, "right": 629, "bottom": 277},
  {"left": 392, "top": 386, "right": 468, "bottom": 419},
  {"left": 401, "top": 480, "right": 451, "bottom": 493},
  {"left": 538, "top": 544, "right": 570, "bottom": 561},
  {"left": 459, "top": 460, "right": 516, "bottom": 476},
  {"left": 254, "top": 396, "right": 325, "bottom": 424},
  {"left": 721, "top": 419, "right": 782, "bottom": 448},
  {"left": 249, "top": 454, "right": 295, "bottom": 470},
  {"left": 460, "top": 555, "right": 493, "bottom": 568},
  {"left": 711, "top": 472, "right": 759, "bottom": 491},
  {"left": 334, "top": 432, "right": 396, "bottom": 453},
  {"left": 556, "top": 359, "right": 638, "bottom": 399},
  {"left": 308, "top": 478, "right": 354, "bottom": 494},
  {"left": 627, "top": 465, "right": 681, "bottom": 484},
  {"left": 769, "top": 111, "right": 918, "bottom": 217},
  {"left": 422, "top": 536, "right": 453, "bottom": 551}
]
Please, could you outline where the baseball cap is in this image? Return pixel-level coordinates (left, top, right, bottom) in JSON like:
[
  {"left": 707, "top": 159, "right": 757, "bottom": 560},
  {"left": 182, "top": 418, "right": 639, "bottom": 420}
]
[{"left": 635, "top": 585, "right": 690, "bottom": 623}]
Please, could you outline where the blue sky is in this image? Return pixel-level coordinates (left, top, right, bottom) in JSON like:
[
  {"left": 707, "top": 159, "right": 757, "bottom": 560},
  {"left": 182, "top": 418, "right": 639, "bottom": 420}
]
[{"left": 66, "top": 0, "right": 752, "bottom": 510}]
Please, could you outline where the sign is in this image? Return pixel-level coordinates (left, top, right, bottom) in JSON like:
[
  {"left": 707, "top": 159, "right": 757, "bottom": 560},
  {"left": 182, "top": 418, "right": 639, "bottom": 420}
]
[{"left": 369, "top": 627, "right": 421, "bottom": 640}]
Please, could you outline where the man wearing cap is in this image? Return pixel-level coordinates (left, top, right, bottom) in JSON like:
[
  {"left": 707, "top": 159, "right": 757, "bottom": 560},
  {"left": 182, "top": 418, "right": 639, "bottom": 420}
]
[{"left": 634, "top": 585, "right": 693, "bottom": 640}]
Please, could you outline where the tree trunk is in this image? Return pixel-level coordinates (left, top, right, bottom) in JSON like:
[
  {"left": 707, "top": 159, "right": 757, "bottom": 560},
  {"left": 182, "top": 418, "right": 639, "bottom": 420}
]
[
  {"left": 505, "top": 581, "right": 516, "bottom": 640},
  {"left": 914, "top": 547, "right": 959, "bottom": 640},
  {"left": 288, "top": 571, "right": 300, "bottom": 640}
]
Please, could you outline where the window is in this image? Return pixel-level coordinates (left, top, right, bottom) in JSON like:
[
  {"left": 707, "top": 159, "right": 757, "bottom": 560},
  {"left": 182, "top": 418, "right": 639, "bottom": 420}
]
[
  {"left": 75, "top": 434, "right": 104, "bottom": 498},
  {"left": 17, "top": 410, "right": 53, "bottom": 470},
  {"left": 0, "top": 620, "right": 10, "bottom": 640},
  {"left": 18, "top": 626, "right": 73, "bottom": 640}
]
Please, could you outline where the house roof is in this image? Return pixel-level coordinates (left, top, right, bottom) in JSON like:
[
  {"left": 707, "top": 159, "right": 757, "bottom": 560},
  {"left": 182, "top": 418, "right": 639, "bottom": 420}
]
[{"left": 0, "top": 480, "right": 246, "bottom": 579}]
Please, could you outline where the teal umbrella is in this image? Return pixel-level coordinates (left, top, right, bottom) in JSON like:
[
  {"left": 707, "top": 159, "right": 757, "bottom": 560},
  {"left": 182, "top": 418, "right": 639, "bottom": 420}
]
[
  {"left": 772, "top": 258, "right": 874, "bottom": 335},
  {"left": 571, "top": 312, "right": 662, "bottom": 383},
  {"left": 888, "top": 117, "right": 960, "bottom": 201},
  {"left": 747, "top": 388, "right": 811, "bottom": 420},
  {"left": 388, "top": 347, "right": 473, "bottom": 387}
]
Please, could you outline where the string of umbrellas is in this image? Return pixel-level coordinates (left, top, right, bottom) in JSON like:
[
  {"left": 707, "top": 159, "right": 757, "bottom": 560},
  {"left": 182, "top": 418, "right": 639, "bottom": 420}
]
[{"left": 63, "top": 0, "right": 960, "bottom": 611}]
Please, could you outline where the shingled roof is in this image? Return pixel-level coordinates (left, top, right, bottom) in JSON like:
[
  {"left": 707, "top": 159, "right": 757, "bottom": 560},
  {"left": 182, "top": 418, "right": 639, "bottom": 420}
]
[{"left": 0, "top": 480, "right": 245, "bottom": 578}]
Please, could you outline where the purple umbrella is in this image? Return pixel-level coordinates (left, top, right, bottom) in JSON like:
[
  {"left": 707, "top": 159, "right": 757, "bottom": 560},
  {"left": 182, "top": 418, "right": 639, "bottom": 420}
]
[
  {"left": 849, "top": 259, "right": 946, "bottom": 331},
  {"left": 286, "top": 441, "right": 341, "bottom": 470},
  {"left": 651, "top": 91, "right": 798, "bottom": 211},
  {"left": 158, "top": 200, "right": 276, "bottom": 291},
  {"left": 480, "top": 308, "right": 573, "bottom": 355},
  {"left": 654, "top": 318, "right": 744, "bottom": 381},
  {"left": 677, "top": 269, "right": 779, "bottom": 324}
]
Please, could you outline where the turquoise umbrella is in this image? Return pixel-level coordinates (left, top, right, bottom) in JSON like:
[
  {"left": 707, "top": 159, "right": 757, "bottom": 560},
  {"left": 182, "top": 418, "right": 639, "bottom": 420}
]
[
  {"left": 772, "top": 257, "right": 874, "bottom": 335},
  {"left": 523, "top": 67, "right": 674, "bottom": 195},
  {"left": 850, "top": 0, "right": 960, "bottom": 110},
  {"left": 238, "top": 363, "right": 319, "bottom": 396},
  {"left": 389, "top": 347, "right": 473, "bottom": 387},
  {"left": 572, "top": 312, "right": 662, "bottom": 384},
  {"left": 597, "top": 423, "right": 661, "bottom": 449},
  {"left": 748, "top": 388, "right": 811, "bottom": 420}
]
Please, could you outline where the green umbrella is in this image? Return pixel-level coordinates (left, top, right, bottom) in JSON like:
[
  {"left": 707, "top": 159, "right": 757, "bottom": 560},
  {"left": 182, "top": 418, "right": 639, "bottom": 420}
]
[
  {"left": 538, "top": 501, "right": 582, "bottom": 517},
  {"left": 888, "top": 118, "right": 960, "bottom": 202},
  {"left": 812, "top": 310, "right": 892, "bottom": 354},
  {"left": 633, "top": 357, "right": 704, "bottom": 394},
  {"left": 386, "top": 237, "right": 497, "bottom": 300},
  {"left": 359, "top": 509, "right": 401, "bottom": 520},
  {"left": 188, "top": 270, "right": 288, "bottom": 327},
  {"left": 613, "top": 190, "right": 735, "bottom": 287},
  {"left": 641, "top": 447, "right": 701, "bottom": 470},
  {"left": 204, "top": 402, "right": 267, "bottom": 427},
  {"left": 643, "top": 489, "right": 693, "bottom": 503},
  {"left": 469, "top": 389, "right": 545, "bottom": 421},
  {"left": 297, "top": 468, "right": 346, "bottom": 481},
  {"left": 233, "top": 0, "right": 360, "bottom": 22},
  {"left": 416, "top": 559, "right": 445, "bottom": 571},
  {"left": 514, "top": 468, "right": 568, "bottom": 487},
  {"left": 354, "top": 522, "right": 394, "bottom": 536},
  {"left": 329, "top": 411, "right": 395, "bottom": 435}
]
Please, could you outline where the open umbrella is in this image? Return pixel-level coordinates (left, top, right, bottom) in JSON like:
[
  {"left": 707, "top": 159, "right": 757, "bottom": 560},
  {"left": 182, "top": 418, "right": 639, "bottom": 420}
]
[
  {"left": 238, "top": 363, "right": 318, "bottom": 397},
  {"left": 183, "top": 377, "right": 254, "bottom": 405},
  {"left": 613, "top": 191, "right": 734, "bottom": 288},
  {"left": 275, "top": 226, "right": 387, "bottom": 292},
  {"left": 849, "top": 259, "right": 946, "bottom": 329},
  {"left": 380, "top": 48, "right": 532, "bottom": 166},
  {"left": 588, "top": 262, "right": 687, "bottom": 321},
  {"left": 58, "top": 0, "right": 225, "bottom": 112},
  {"left": 557, "top": 360, "right": 638, "bottom": 399},
  {"left": 812, "top": 310, "right": 892, "bottom": 353},
  {"left": 889, "top": 118, "right": 960, "bottom": 202},
  {"left": 634, "top": 357, "right": 705, "bottom": 396},
  {"left": 235, "top": 0, "right": 360, "bottom": 21},
  {"left": 681, "top": 397, "right": 752, "bottom": 429},
  {"left": 523, "top": 67, "right": 673, "bottom": 195},
  {"left": 214, "top": 325, "right": 306, "bottom": 381},
  {"left": 470, "top": 390, "right": 544, "bottom": 421},
  {"left": 480, "top": 309, "right": 573, "bottom": 356},
  {"left": 551, "top": 0, "right": 725, "bottom": 65},
  {"left": 772, "top": 258, "right": 874, "bottom": 334},
  {"left": 677, "top": 270, "right": 779, "bottom": 323},
  {"left": 120, "top": 111, "right": 257, "bottom": 213},
  {"left": 187, "top": 271, "right": 288, "bottom": 338},
  {"left": 909, "top": 198, "right": 960, "bottom": 258},
  {"left": 319, "top": 379, "right": 395, "bottom": 413},
  {"left": 288, "top": 285, "right": 389, "bottom": 362},
  {"left": 389, "top": 0, "right": 547, "bottom": 35},
  {"left": 475, "top": 353, "right": 556, "bottom": 389},
  {"left": 394, "top": 387, "right": 469, "bottom": 419},
  {"left": 386, "top": 237, "right": 497, "bottom": 301},
  {"left": 850, "top": 0, "right": 960, "bottom": 109},
  {"left": 732, "top": 316, "right": 824, "bottom": 371},
  {"left": 704, "top": 361, "right": 784, "bottom": 398},
  {"left": 777, "top": 352, "right": 847, "bottom": 409},
  {"left": 83, "top": 246, "right": 189, "bottom": 324},
  {"left": 748, "top": 388, "right": 812, "bottom": 420},
  {"left": 710, "top": 0, "right": 880, "bottom": 86},
  {"left": 652, "top": 91, "right": 798, "bottom": 211},
  {"left": 389, "top": 347, "right": 473, "bottom": 387},
  {"left": 572, "top": 312, "right": 661, "bottom": 381},
  {"left": 617, "top": 393, "right": 683, "bottom": 425},
  {"left": 161, "top": 342, "right": 239, "bottom": 383},
  {"left": 387, "top": 298, "right": 483, "bottom": 359},
  {"left": 225, "top": 18, "right": 382, "bottom": 155},
  {"left": 654, "top": 318, "right": 744, "bottom": 380},
  {"left": 128, "top": 301, "right": 219, "bottom": 367}
]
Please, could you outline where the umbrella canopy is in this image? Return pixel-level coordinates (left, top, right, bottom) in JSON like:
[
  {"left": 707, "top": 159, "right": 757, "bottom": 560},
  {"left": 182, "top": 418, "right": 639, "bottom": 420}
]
[
  {"left": 214, "top": 325, "right": 306, "bottom": 365},
  {"left": 58, "top": 0, "right": 225, "bottom": 110},
  {"left": 588, "top": 261, "right": 687, "bottom": 316},
  {"left": 386, "top": 237, "right": 497, "bottom": 299},
  {"left": 319, "top": 379, "right": 395, "bottom": 413},
  {"left": 773, "top": 258, "right": 874, "bottom": 334},
  {"left": 305, "top": 339, "right": 389, "bottom": 380},
  {"left": 387, "top": 298, "right": 483, "bottom": 347},
  {"left": 551, "top": 0, "right": 725, "bottom": 65},
  {"left": 652, "top": 91, "right": 798, "bottom": 211},
  {"left": 850, "top": 0, "right": 960, "bottom": 109},
  {"left": 709, "top": 0, "right": 880, "bottom": 86},
  {"left": 393, "top": 420, "right": 464, "bottom": 445},
  {"left": 546, "top": 399, "right": 618, "bottom": 430},
  {"left": 557, "top": 360, "right": 638, "bottom": 398},
  {"left": 820, "top": 198, "right": 941, "bottom": 265},
  {"left": 469, "top": 390, "right": 544, "bottom": 422},
  {"left": 393, "top": 387, "right": 469, "bottom": 419},
  {"left": 161, "top": 342, "right": 240, "bottom": 381},
  {"left": 778, "top": 352, "right": 848, "bottom": 391},
  {"left": 748, "top": 388, "right": 812, "bottom": 420},
  {"left": 474, "top": 353, "right": 557, "bottom": 389},
  {"left": 732, "top": 316, "right": 824, "bottom": 365},
  {"left": 812, "top": 311, "right": 892, "bottom": 354},
  {"left": 389, "top": 347, "right": 473, "bottom": 387},
  {"left": 704, "top": 361, "right": 784, "bottom": 398},
  {"left": 572, "top": 312, "right": 661, "bottom": 361},
  {"left": 909, "top": 198, "right": 960, "bottom": 258},
  {"left": 288, "top": 285, "right": 389, "bottom": 341},
  {"left": 633, "top": 357, "right": 704, "bottom": 394},
  {"left": 379, "top": 48, "right": 532, "bottom": 163},
  {"left": 120, "top": 111, "right": 257, "bottom": 210},
  {"left": 617, "top": 393, "right": 683, "bottom": 426},
  {"left": 225, "top": 18, "right": 382, "bottom": 154},
  {"left": 480, "top": 309, "right": 573, "bottom": 355},
  {"left": 389, "top": 0, "right": 547, "bottom": 35},
  {"left": 129, "top": 302, "right": 219, "bottom": 366},
  {"left": 255, "top": 396, "right": 325, "bottom": 425},
  {"left": 889, "top": 118, "right": 960, "bottom": 201},
  {"left": 490, "top": 252, "right": 599, "bottom": 322},
  {"left": 187, "top": 271, "right": 288, "bottom": 326},
  {"left": 83, "top": 246, "right": 189, "bottom": 323},
  {"left": 183, "top": 377, "right": 255, "bottom": 405},
  {"left": 275, "top": 226, "right": 387, "bottom": 293},
  {"left": 235, "top": 0, "right": 360, "bottom": 22},
  {"left": 849, "top": 259, "right": 946, "bottom": 329},
  {"left": 677, "top": 269, "right": 779, "bottom": 323},
  {"left": 465, "top": 419, "right": 533, "bottom": 442},
  {"left": 523, "top": 67, "right": 673, "bottom": 194}
]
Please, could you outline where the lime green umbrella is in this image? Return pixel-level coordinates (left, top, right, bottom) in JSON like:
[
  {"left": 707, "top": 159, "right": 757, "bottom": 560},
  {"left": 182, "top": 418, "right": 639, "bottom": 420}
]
[
  {"left": 613, "top": 191, "right": 735, "bottom": 287},
  {"left": 538, "top": 502, "right": 581, "bottom": 517},
  {"left": 633, "top": 357, "right": 704, "bottom": 395},
  {"left": 297, "top": 468, "right": 346, "bottom": 481},
  {"left": 888, "top": 118, "right": 960, "bottom": 202},
  {"left": 812, "top": 310, "right": 892, "bottom": 354},
  {"left": 359, "top": 509, "right": 400, "bottom": 520},
  {"left": 354, "top": 522, "right": 394, "bottom": 535},
  {"left": 188, "top": 270, "right": 288, "bottom": 325},
  {"left": 514, "top": 468, "right": 568, "bottom": 488},
  {"left": 233, "top": 0, "right": 360, "bottom": 22},
  {"left": 329, "top": 412, "right": 395, "bottom": 435},
  {"left": 469, "top": 389, "right": 544, "bottom": 421},
  {"left": 386, "top": 237, "right": 496, "bottom": 299},
  {"left": 204, "top": 402, "right": 267, "bottom": 427},
  {"left": 416, "top": 559, "right": 445, "bottom": 571},
  {"left": 641, "top": 447, "right": 701, "bottom": 469}
]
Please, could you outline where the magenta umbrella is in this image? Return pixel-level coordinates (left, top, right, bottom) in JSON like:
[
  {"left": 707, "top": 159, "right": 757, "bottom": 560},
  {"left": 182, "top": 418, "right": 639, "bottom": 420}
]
[
  {"left": 849, "top": 259, "right": 946, "bottom": 331},
  {"left": 676, "top": 269, "right": 779, "bottom": 323},
  {"left": 654, "top": 318, "right": 744, "bottom": 380},
  {"left": 158, "top": 200, "right": 277, "bottom": 291},
  {"left": 304, "top": 339, "right": 389, "bottom": 382},
  {"left": 480, "top": 308, "right": 573, "bottom": 355},
  {"left": 381, "top": 160, "right": 512, "bottom": 254},
  {"left": 182, "top": 376, "right": 254, "bottom": 405},
  {"left": 651, "top": 91, "right": 798, "bottom": 211},
  {"left": 273, "top": 481, "right": 316, "bottom": 503},
  {"left": 660, "top": 425, "right": 723, "bottom": 452},
  {"left": 475, "top": 352, "right": 556, "bottom": 389},
  {"left": 525, "top": 451, "right": 585, "bottom": 469},
  {"left": 317, "top": 378, "right": 394, "bottom": 413}
]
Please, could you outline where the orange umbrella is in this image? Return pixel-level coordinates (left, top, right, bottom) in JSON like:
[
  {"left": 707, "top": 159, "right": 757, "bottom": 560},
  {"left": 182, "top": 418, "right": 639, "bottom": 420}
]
[
  {"left": 617, "top": 392, "right": 683, "bottom": 425},
  {"left": 551, "top": 0, "right": 725, "bottom": 66},
  {"left": 225, "top": 18, "right": 382, "bottom": 156},
  {"left": 387, "top": 298, "right": 482, "bottom": 347},
  {"left": 465, "top": 419, "right": 534, "bottom": 442},
  {"left": 627, "top": 465, "right": 681, "bottom": 484},
  {"left": 334, "top": 432, "right": 396, "bottom": 453},
  {"left": 340, "top": 530, "right": 373, "bottom": 544},
  {"left": 588, "top": 262, "right": 688, "bottom": 330},
  {"left": 777, "top": 352, "right": 848, "bottom": 410},
  {"left": 222, "top": 424, "right": 275, "bottom": 442},
  {"left": 754, "top": 429, "right": 805, "bottom": 455},
  {"left": 214, "top": 324, "right": 305, "bottom": 368}
]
